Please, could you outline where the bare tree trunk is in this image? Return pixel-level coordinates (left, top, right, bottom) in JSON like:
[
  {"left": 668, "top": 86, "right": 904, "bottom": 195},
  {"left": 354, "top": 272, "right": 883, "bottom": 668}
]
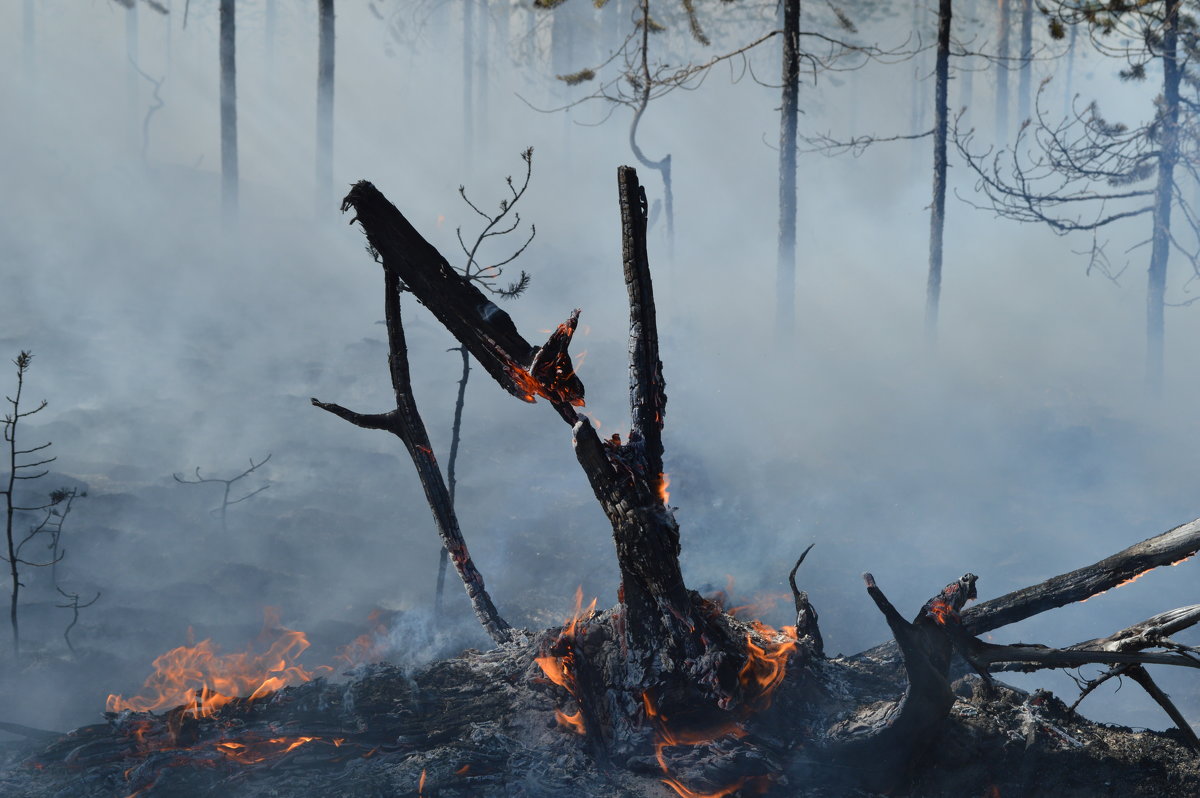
[
  {"left": 630, "top": 0, "right": 674, "bottom": 259},
  {"left": 463, "top": 0, "right": 475, "bottom": 166},
  {"left": 995, "top": 0, "right": 1009, "bottom": 141},
  {"left": 220, "top": 0, "right": 238, "bottom": 222},
  {"left": 1062, "top": 22, "right": 1077, "bottom": 116},
  {"left": 926, "top": 0, "right": 951, "bottom": 341},
  {"left": 1017, "top": 0, "right": 1033, "bottom": 124},
  {"left": 435, "top": 346, "right": 471, "bottom": 616},
  {"left": 1147, "top": 0, "right": 1180, "bottom": 392},
  {"left": 476, "top": 0, "right": 489, "bottom": 147},
  {"left": 776, "top": 0, "right": 800, "bottom": 337},
  {"left": 316, "top": 0, "right": 335, "bottom": 213}
]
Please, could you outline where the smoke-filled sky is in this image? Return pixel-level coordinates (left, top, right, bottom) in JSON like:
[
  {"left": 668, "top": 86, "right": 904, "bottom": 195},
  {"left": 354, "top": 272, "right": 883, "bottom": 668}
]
[{"left": 1, "top": 0, "right": 1199, "bottom": 738}]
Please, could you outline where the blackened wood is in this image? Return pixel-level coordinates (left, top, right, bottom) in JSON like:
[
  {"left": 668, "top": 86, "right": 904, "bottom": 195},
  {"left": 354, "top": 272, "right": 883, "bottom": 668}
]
[
  {"left": 961, "top": 517, "right": 1200, "bottom": 635},
  {"left": 925, "top": 0, "right": 950, "bottom": 338},
  {"left": 1125, "top": 665, "right": 1200, "bottom": 753},
  {"left": 316, "top": 0, "right": 334, "bottom": 210},
  {"left": 340, "top": 181, "right": 538, "bottom": 403},
  {"left": 619, "top": 165, "right": 665, "bottom": 488},
  {"left": 219, "top": 0, "right": 237, "bottom": 220},
  {"left": 788, "top": 544, "right": 822, "bottom": 657}
]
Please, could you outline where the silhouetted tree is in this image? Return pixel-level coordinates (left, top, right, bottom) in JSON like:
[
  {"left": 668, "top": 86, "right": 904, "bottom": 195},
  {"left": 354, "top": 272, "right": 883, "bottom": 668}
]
[
  {"left": 317, "top": 0, "right": 335, "bottom": 212},
  {"left": 220, "top": 0, "right": 238, "bottom": 220},
  {"left": 2, "top": 352, "right": 64, "bottom": 660},
  {"left": 173, "top": 454, "right": 271, "bottom": 532}
]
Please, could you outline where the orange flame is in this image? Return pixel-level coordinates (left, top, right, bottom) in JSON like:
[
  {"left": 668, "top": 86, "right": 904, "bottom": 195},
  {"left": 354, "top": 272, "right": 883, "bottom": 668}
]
[
  {"left": 418, "top": 768, "right": 427, "bottom": 796},
  {"left": 657, "top": 472, "right": 671, "bottom": 505},
  {"left": 1080, "top": 554, "right": 1195, "bottom": 603},
  {"left": 738, "top": 624, "right": 798, "bottom": 710},
  {"left": 106, "top": 609, "right": 333, "bottom": 718},
  {"left": 534, "top": 587, "right": 597, "bottom": 736}
]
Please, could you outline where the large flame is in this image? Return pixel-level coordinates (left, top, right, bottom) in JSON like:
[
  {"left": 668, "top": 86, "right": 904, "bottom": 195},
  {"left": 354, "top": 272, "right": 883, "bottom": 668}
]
[{"left": 107, "top": 608, "right": 333, "bottom": 718}]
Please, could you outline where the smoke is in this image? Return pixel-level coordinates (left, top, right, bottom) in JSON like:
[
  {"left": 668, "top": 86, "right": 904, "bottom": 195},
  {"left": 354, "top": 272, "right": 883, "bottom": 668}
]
[{"left": 0, "top": 0, "right": 1197, "bottom": 741}]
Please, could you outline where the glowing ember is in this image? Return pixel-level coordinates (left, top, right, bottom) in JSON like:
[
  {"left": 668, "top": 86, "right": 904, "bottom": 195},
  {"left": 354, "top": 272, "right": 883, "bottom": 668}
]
[
  {"left": 925, "top": 597, "right": 955, "bottom": 626},
  {"left": 1080, "top": 554, "right": 1194, "bottom": 603},
  {"left": 106, "top": 608, "right": 332, "bottom": 719},
  {"left": 418, "top": 768, "right": 427, "bottom": 796},
  {"left": 657, "top": 472, "right": 671, "bottom": 505}
]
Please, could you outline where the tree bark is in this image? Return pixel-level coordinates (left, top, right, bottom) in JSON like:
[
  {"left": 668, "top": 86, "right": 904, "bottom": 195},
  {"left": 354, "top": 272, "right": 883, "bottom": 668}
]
[
  {"left": 316, "top": 0, "right": 335, "bottom": 213},
  {"left": 435, "top": 347, "right": 471, "bottom": 616},
  {"left": 1146, "top": 0, "right": 1179, "bottom": 392},
  {"left": 220, "top": 0, "right": 238, "bottom": 221},
  {"left": 995, "top": 0, "right": 1010, "bottom": 141},
  {"left": 925, "top": 0, "right": 951, "bottom": 340},
  {"left": 776, "top": 0, "right": 800, "bottom": 337}
]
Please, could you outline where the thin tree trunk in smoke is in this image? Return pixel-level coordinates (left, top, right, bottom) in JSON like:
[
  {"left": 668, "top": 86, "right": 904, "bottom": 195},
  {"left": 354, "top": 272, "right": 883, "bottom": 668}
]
[
  {"left": 909, "top": 0, "right": 927, "bottom": 148},
  {"left": 220, "top": 0, "right": 238, "bottom": 221},
  {"left": 1062, "top": 22, "right": 1077, "bottom": 116},
  {"left": 1146, "top": 0, "right": 1180, "bottom": 392},
  {"left": 127, "top": 1, "right": 139, "bottom": 152},
  {"left": 926, "top": 0, "right": 951, "bottom": 341},
  {"left": 476, "top": 0, "right": 489, "bottom": 148},
  {"left": 317, "top": 0, "right": 335, "bottom": 213},
  {"left": 22, "top": 0, "right": 34, "bottom": 78},
  {"left": 435, "top": 346, "right": 471, "bottom": 617},
  {"left": 776, "top": 0, "right": 800, "bottom": 336},
  {"left": 1017, "top": 0, "right": 1033, "bottom": 124},
  {"left": 463, "top": 0, "right": 475, "bottom": 166},
  {"left": 995, "top": 0, "right": 1009, "bottom": 140}
]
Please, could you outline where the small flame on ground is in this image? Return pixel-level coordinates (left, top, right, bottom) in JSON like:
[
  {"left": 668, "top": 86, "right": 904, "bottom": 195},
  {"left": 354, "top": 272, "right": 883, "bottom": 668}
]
[
  {"left": 418, "top": 768, "right": 427, "bottom": 795},
  {"left": 106, "top": 608, "right": 332, "bottom": 719}
]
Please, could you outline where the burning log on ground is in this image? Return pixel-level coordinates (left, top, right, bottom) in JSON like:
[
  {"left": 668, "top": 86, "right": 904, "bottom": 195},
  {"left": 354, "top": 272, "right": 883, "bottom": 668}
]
[{"left": 6, "top": 167, "right": 1200, "bottom": 797}]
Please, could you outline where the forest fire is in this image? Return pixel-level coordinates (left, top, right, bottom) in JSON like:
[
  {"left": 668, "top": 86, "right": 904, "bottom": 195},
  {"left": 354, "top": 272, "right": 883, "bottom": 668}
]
[{"left": 106, "top": 609, "right": 333, "bottom": 718}]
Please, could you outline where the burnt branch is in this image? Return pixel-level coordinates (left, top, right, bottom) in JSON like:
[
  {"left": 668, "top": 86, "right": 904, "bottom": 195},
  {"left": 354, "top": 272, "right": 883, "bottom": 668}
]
[
  {"left": 313, "top": 267, "right": 513, "bottom": 646},
  {"left": 961, "top": 516, "right": 1200, "bottom": 635},
  {"left": 788, "top": 544, "right": 822, "bottom": 656}
]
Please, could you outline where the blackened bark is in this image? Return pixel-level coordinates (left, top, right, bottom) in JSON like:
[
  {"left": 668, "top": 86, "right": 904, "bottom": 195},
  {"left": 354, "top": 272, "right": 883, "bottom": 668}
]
[
  {"left": 220, "top": 0, "right": 238, "bottom": 220},
  {"left": 776, "top": 0, "right": 799, "bottom": 336},
  {"left": 312, "top": 268, "right": 513, "bottom": 645},
  {"left": 995, "top": 0, "right": 1010, "bottom": 140},
  {"left": 316, "top": 0, "right": 335, "bottom": 212},
  {"left": 1146, "top": 0, "right": 1179, "bottom": 391},
  {"left": 961, "top": 516, "right": 1200, "bottom": 635},
  {"left": 925, "top": 0, "right": 951, "bottom": 340}
]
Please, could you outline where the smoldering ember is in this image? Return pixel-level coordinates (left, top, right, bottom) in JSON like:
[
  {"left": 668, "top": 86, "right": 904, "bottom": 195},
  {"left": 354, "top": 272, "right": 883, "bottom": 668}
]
[
  {"left": 0, "top": 169, "right": 1197, "bottom": 796},
  {"left": 6, "top": 3, "right": 1200, "bottom": 798}
]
